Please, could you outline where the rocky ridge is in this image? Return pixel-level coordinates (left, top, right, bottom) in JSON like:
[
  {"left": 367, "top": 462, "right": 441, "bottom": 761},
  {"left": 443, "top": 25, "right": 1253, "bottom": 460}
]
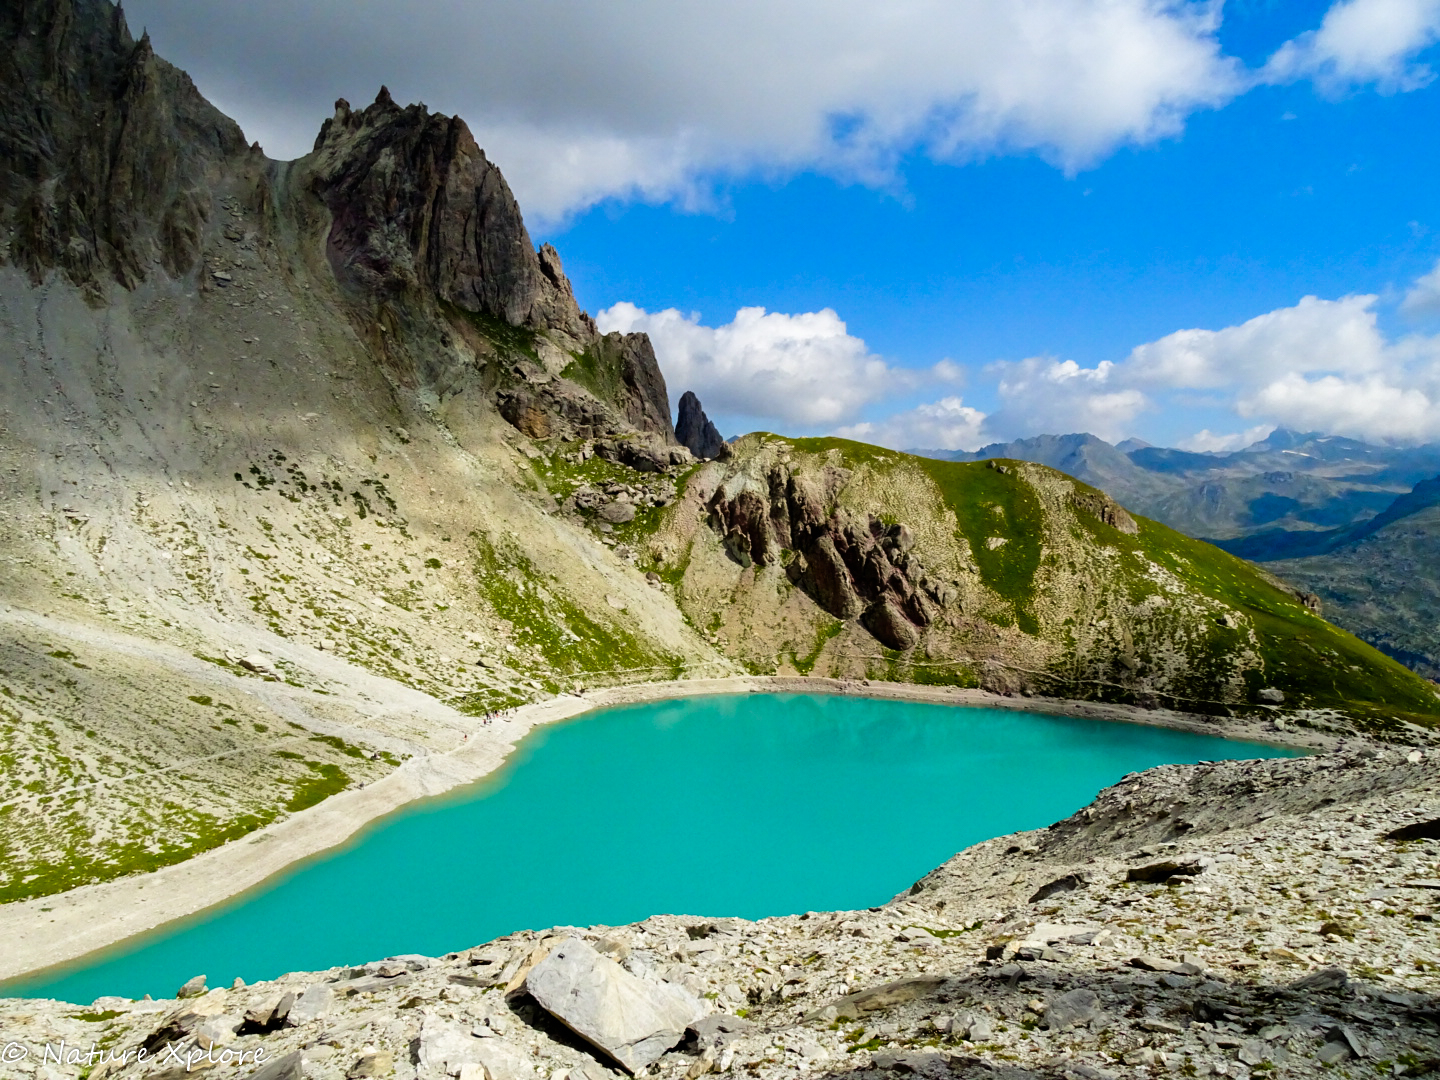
[{"left": 7, "top": 746, "right": 1439, "bottom": 1080}]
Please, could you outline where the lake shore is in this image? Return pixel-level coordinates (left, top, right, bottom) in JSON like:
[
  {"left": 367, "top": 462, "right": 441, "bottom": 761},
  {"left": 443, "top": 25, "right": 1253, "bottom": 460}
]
[{"left": 0, "top": 676, "right": 1336, "bottom": 990}]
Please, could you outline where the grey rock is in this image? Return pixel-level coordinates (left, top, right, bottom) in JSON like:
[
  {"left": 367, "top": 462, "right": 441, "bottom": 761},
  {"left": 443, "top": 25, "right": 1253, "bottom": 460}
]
[
  {"left": 1288, "top": 966, "right": 1348, "bottom": 992},
  {"left": 826, "top": 976, "right": 948, "bottom": 1021},
  {"left": 599, "top": 500, "right": 636, "bottom": 524},
  {"left": 177, "top": 974, "right": 207, "bottom": 998},
  {"left": 964, "top": 1015, "right": 994, "bottom": 1042},
  {"left": 1127, "top": 955, "right": 1200, "bottom": 975},
  {"left": 285, "top": 984, "right": 333, "bottom": 1026},
  {"left": 524, "top": 937, "right": 704, "bottom": 1073},
  {"left": 1125, "top": 857, "right": 1204, "bottom": 883},
  {"left": 1316, "top": 1040, "right": 1351, "bottom": 1064},
  {"left": 1044, "top": 988, "right": 1100, "bottom": 1030},
  {"left": 676, "top": 391, "right": 725, "bottom": 460},
  {"left": 418, "top": 1014, "right": 486, "bottom": 1078},
  {"left": 1029, "top": 874, "right": 1087, "bottom": 903},
  {"left": 684, "top": 1013, "right": 755, "bottom": 1049},
  {"left": 468, "top": 1039, "right": 537, "bottom": 1080},
  {"left": 1236, "top": 1040, "right": 1268, "bottom": 1066},
  {"left": 1258, "top": 686, "right": 1285, "bottom": 703},
  {"left": 246, "top": 1051, "right": 305, "bottom": 1080}
]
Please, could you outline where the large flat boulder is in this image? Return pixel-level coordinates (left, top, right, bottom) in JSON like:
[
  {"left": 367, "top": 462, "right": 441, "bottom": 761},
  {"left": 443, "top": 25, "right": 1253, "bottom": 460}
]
[{"left": 525, "top": 937, "right": 704, "bottom": 1073}]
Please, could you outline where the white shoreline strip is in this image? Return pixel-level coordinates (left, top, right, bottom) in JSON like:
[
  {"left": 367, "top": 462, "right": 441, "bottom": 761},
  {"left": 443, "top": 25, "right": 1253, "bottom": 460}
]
[{"left": 0, "top": 676, "right": 1330, "bottom": 987}]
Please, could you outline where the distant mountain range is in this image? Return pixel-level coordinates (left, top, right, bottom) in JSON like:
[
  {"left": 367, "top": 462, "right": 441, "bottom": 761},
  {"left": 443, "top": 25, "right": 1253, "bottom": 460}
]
[{"left": 919, "top": 431, "right": 1440, "bottom": 679}]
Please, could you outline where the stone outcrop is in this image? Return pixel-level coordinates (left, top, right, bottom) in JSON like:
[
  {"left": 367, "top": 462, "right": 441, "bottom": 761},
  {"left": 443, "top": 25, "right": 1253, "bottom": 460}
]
[
  {"left": 676, "top": 391, "right": 726, "bottom": 459},
  {"left": 706, "top": 457, "right": 947, "bottom": 650},
  {"left": 0, "top": 0, "right": 680, "bottom": 453},
  {"left": 0, "top": 0, "right": 248, "bottom": 292}
]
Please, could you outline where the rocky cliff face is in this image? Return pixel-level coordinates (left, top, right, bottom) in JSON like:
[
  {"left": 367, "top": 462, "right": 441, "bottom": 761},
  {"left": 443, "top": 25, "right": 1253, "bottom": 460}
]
[
  {"left": 0, "top": 0, "right": 249, "bottom": 293},
  {"left": 0, "top": 0, "right": 679, "bottom": 449},
  {"left": 305, "top": 89, "right": 591, "bottom": 339}
]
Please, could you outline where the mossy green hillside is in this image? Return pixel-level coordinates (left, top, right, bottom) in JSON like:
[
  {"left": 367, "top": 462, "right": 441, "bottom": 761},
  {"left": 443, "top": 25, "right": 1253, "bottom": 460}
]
[{"left": 469, "top": 533, "right": 683, "bottom": 690}]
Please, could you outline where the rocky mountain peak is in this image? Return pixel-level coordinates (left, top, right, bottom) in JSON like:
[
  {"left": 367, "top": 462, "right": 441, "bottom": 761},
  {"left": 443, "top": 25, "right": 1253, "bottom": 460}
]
[
  {"left": 306, "top": 86, "right": 591, "bottom": 340},
  {"left": 676, "top": 390, "right": 726, "bottom": 459}
]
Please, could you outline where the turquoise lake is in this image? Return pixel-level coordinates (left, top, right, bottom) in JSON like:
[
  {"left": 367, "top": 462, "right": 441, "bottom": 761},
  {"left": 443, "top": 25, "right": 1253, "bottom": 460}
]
[{"left": 6, "top": 693, "right": 1297, "bottom": 1004}]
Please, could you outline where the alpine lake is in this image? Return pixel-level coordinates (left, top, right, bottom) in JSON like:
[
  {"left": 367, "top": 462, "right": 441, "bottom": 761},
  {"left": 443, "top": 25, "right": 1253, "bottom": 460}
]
[{"left": 6, "top": 693, "right": 1298, "bottom": 1003}]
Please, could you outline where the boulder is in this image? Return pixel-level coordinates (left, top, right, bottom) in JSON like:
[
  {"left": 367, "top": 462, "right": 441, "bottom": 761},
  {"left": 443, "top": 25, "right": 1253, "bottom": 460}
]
[
  {"left": 1044, "top": 988, "right": 1101, "bottom": 1030},
  {"left": 599, "top": 500, "right": 636, "bottom": 524},
  {"left": 1125, "top": 857, "right": 1205, "bottom": 883},
  {"left": 1258, "top": 687, "right": 1285, "bottom": 704},
  {"left": 177, "top": 974, "right": 207, "bottom": 998},
  {"left": 247, "top": 1051, "right": 304, "bottom": 1080},
  {"left": 524, "top": 937, "right": 704, "bottom": 1073},
  {"left": 285, "top": 984, "right": 332, "bottom": 1026}
]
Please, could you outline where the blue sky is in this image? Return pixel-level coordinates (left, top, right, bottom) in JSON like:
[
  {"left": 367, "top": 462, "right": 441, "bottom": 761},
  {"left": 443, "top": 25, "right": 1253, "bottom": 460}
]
[{"left": 130, "top": 0, "right": 1440, "bottom": 450}]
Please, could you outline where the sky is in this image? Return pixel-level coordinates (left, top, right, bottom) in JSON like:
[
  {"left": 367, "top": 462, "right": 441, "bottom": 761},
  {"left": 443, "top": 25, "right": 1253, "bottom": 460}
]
[{"left": 126, "top": 0, "right": 1440, "bottom": 451}]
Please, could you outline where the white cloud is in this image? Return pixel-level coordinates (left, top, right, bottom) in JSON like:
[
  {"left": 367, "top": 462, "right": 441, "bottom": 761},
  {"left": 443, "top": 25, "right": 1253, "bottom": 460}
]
[
  {"left": 1238, "top": 373, "right": 1440, "bottom": 442},
  {"left": 598, "top": 303, "right": 920, "bottom": 427},
  {"left": 1175, "top": 425, "right": 1274, "bottom": 452},
  {"left": 1125, "top": 295, "right": 1388, "bottom": 388},
  {"left": 865, "top": 269, "right": 1440, "bottom": 449},
  {"left": 983, "top": 357, "right": 1150, "bottom": 442},
  {"left": 1402, "top": 257, "right": 1440, "bottom": 315},
  {"left": 127, "top": 0, "right": 1244, "bottom": 221},
  {"left": 1265, "top": 0, "right": 1440, "bottom": 92},
  {"left": 835, "top": 397, "right": 990, "bottom": 452}
]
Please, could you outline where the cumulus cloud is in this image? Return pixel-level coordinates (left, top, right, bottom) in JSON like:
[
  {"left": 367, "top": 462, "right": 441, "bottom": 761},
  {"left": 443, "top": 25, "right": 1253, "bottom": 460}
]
[
  {"left": 1265, "top": 0, "right": 1440, "bottom": 92},
  {"left": 1175, "top": 425, "right": 1275, "bottom": 452},
  {"left": 125, "top": 0, "right": 1247, "bottom": 221},
  {"left": 1125, "top": 294, "right": 1388, "bottom": 387},
  {"left": 1402, "top": 257, "right": 1440, "bottom": 315},
  {"left": 984, "top": 357, "right": 1150, "bottom": 442},
  {"left": 835, "top": 397, "right": 990, "bottom": 452},
  {"left": 598, "top": 303, "right": 918, "bottom": 427},
  {"left": 862, "top": 274, "right": 1440, "bottom": 449},
  {"left": 608, "top": 269, "right": 1440, "bottom": 451}
]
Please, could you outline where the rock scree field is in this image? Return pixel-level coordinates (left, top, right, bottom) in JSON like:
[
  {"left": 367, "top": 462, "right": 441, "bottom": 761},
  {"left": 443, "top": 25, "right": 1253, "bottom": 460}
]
[{"left": 1, "top": 1, "right": 1439, "bottom": 1078}]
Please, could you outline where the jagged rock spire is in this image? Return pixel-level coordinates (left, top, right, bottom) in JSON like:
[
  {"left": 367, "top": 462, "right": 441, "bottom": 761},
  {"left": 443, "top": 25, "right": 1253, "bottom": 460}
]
[{"left": 676, "top": 391, "right": 724, "bottom": 459}]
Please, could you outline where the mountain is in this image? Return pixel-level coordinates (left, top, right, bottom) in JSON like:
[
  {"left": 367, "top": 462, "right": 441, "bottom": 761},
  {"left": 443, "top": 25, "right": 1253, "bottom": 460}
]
[
  {"left": 926, "top": 429, "right": 1440, "bottom": 542},
  {"left": 0, "top": 0, "right": 1434, "bottom": 907},
  {"left": 1258, "top": 477, "right": 1440, "bottom": 680}
]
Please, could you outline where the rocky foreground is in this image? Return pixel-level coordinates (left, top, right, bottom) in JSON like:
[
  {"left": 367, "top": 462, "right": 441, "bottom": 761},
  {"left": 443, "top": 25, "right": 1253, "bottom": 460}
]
[{"left": 5, "top": 745, "right": 1439, "bottom": 1080}]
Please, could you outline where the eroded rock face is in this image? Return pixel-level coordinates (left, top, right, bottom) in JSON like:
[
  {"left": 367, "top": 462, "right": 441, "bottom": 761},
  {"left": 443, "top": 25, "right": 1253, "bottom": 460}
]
[
  {"left": 0, "top": 0, "right": 248, "bottom": 291},
  {"left": 706, "top": 459, "right": 944, "bottom": 650}
]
